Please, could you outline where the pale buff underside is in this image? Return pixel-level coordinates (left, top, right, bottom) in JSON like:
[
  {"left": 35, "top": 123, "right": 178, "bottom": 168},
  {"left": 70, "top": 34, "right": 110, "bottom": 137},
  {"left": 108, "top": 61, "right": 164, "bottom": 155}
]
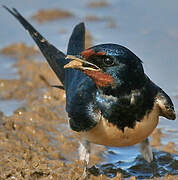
[{"left": 74, "top": 103, "right": 160, "bottom": 147}]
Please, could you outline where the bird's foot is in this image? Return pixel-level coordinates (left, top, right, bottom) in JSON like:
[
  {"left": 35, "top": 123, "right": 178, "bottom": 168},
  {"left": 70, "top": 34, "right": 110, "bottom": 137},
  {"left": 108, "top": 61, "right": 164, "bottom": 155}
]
[
  {"left": 140, "top": 138, "right": 153, "bottom": 163},
  {"left": 78, "top": 140, "right": 91, "bottom": 179}
]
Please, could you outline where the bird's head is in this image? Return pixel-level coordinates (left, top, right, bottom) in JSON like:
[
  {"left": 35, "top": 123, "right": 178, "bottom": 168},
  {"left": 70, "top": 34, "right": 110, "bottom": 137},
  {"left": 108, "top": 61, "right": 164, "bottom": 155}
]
[{"left": 64, "top": 44, "right": 145, "bottom": 93}]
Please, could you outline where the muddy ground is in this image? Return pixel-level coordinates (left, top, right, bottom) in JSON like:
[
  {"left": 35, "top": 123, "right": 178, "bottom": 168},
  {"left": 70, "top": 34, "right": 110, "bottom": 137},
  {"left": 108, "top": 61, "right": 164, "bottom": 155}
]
[
  {"left": 0, "top": 40, "right": 177, "bottom": 180},
  {"left": 0, "top": 5, "right": 178, "bottom": 180}
]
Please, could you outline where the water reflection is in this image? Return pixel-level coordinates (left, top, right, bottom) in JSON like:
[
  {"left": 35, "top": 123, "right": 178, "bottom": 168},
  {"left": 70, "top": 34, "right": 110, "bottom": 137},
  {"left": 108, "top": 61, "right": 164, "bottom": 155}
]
[
  {"left": 0, "top": 99, "right": 24, "bottom": 116},
  {"left": 0, "top": 55, "right": 19, "bottom": 79},
  {"left": 90, "top": 150, "right": 178, "bottom": 179}
]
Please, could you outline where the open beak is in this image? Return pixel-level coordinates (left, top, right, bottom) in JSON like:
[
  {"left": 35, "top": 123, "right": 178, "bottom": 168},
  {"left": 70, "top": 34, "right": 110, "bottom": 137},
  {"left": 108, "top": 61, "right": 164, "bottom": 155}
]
[{"left": 64, "top": 55, "right": 100, "bottom": 71}]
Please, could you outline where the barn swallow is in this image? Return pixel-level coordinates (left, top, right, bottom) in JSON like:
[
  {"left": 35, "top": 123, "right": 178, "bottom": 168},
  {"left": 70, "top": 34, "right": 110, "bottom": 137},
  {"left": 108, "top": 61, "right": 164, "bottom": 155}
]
[{"left": 3, "top": 6, "right": 176, "bottom": 179}]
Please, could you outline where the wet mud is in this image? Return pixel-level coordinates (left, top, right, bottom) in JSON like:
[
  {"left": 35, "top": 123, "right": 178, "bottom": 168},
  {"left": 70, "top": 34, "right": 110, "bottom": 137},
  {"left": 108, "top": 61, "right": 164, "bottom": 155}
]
[
  {"left": 0, "top": 3, "right": 178, "bottom": 179},
  {"left": 0, "top": 43, "right": 39, "bottom": 59},
  {"left": 32, "top": 9, "right": 74, "bottom": 24},
  {"left": 87, "top": 1, "right": 109, "bottom": 8},
  {"left": 0, "top": 41, "right": 177, "bottom": 180}
]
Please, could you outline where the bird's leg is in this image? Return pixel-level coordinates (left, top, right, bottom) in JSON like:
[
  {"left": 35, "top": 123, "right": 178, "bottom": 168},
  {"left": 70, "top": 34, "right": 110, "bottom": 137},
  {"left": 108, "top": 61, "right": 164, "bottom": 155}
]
[
  {"left": 78, "top": 140, "right": 91, "bottom": 179},
  {"left": 139, "top": 138, "right": 153, "bottom": 163}
]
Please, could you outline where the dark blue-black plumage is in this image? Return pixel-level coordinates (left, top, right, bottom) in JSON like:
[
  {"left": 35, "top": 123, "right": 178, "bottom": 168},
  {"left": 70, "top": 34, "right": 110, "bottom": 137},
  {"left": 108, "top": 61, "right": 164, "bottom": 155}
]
[
  {"left": 3, "top": 6, "right": 98, "bottom": 131},
  {"left": 3, "top": 6, "right": 176, "bottom": 135}
]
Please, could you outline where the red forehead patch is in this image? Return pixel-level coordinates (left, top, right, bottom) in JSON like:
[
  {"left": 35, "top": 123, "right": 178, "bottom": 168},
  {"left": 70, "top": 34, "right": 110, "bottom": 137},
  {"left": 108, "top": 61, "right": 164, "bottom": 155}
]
[
  {"left": 81, "top": 49, "right": 106, "bottom": 59},
  {"left": 84, "top": 70, "right": 114, "bottom": 87}
]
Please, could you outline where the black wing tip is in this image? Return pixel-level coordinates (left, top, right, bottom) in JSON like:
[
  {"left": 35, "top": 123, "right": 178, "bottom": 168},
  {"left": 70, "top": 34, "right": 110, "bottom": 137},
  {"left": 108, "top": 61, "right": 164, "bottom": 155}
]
[
  {"left": 157, "top": 89, "right": 176, "bottom": 120},
  {"left": 169, "top": 106, "right": 176, "bottom": 120},
  {"left": 171, "top": 112, "right": 176, "bottom": 120},
  {"left": 166, "top": 110, "right": 176, "bottom": 120},
  {"left": 77, "top": 22, "right": 85, "bottom": 27},
  {"left": 2, "top": 5, "right": 12, "bottom": 13},
  {"left": 74, "top": 22, "right": 85, "bottom": 32},
  {"left": 2, "top": 5, "right": 8, "bottom": 9},
  {"left": 2, "top": 5, "right": 11, "bottom": 12},
  {"left": 2, "top": 5, "right": 19, "bottom": 17}
]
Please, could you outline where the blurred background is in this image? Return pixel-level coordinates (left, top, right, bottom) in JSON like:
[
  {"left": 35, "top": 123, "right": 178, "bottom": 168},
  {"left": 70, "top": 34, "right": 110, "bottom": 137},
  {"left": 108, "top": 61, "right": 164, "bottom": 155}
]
[{"left": 0, "top": 0, "right": 177, "bottom": 179}]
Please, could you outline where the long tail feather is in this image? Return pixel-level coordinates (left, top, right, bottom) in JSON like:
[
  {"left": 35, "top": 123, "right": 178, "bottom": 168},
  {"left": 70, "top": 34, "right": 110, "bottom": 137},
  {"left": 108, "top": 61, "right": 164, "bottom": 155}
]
[{"left": 3, "top": 5, "right": 66, "bottom": 85}]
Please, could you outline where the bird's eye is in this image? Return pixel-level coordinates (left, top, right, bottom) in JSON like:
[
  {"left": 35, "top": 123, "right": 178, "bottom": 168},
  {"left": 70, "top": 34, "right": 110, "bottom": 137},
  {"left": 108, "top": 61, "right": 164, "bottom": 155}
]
[{"left": 103, "top": 57, "right": 114, "bottom": 66}]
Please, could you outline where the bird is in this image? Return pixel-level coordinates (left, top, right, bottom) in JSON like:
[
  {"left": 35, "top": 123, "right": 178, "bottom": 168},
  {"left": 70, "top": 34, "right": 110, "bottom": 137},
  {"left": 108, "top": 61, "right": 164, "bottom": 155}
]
[{"left": 3, "top": 6, "right": 176, "bottom": 179}]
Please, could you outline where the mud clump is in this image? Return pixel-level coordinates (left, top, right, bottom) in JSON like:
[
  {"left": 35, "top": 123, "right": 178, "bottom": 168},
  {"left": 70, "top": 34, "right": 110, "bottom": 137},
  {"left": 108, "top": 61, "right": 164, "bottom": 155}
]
[
  {"left": 151, "top": 128, "right": 163, "bottom": 148},
  {"left": 0, "top": 42, "right": 39, "bottom": 59},
  {"left": 32, "top": 9, "right": 74, "bottom": 23},
  {"left": 87, "top": 1, "right": 109, "bottom": 8},
  {"left": 162, "top": 142, "right": 177, "bottom": 154},
  {"left": 85, "top": 15, "right": 104, "bottom": 22},
  {"left": 151, "top": 128, "right": 178, "bottom": 154}
]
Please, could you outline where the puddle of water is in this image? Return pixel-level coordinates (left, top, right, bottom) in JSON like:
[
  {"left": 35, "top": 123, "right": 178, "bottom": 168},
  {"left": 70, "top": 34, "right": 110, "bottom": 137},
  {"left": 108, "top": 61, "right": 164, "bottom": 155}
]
[
  {"left": 104, "top": 146, "right": 140, "bottom": 164},
  {"left": 92, "top": 148, "right": 178, "bottom": 179},
  {"left": 0, "top": 99, "right": 24, "bottom": 116},
  {"left": 0, "top": 55, "right": 19, "bottom": 79}
]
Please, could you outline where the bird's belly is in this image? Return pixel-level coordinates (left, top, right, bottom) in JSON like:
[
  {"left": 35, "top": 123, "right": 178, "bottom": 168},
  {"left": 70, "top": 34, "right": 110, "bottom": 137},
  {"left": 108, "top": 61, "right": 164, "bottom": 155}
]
[{"left": 75, "top": 104, "right": 159, "bottom": 147}]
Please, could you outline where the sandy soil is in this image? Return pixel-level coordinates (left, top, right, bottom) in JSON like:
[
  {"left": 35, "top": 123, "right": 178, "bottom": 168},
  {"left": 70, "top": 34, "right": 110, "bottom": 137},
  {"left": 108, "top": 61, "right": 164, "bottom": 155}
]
[
  {"left": 0, "top": 43, "right": 103, "bottom": 180},
  {"left": 32, "top": 9, "right": 74, "bottom": 24},
  {"left": 0, "top": 17, "right": 177, "bottom": 180}
]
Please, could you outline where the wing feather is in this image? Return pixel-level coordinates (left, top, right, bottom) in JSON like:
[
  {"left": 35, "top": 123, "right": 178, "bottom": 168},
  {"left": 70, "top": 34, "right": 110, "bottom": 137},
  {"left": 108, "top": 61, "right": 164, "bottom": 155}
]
[{"left": 156, "top": 89, "right": 176, "bottom": 120}]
